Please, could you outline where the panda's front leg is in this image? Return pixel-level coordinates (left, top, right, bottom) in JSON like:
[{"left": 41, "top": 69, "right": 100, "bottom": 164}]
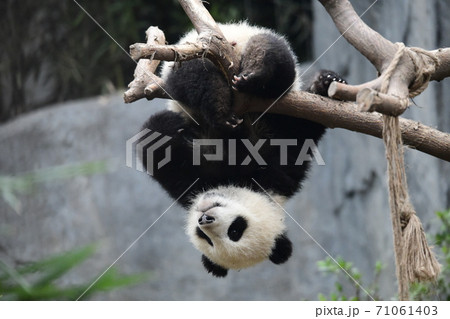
[
  {"left": 307, "top": 69, "right": 347, "bottom": 97},
  {"left": 294, "top": 70, "right": 347, "bottom": 142}
]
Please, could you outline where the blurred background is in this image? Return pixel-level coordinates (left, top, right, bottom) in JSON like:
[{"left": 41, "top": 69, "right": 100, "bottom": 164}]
[{"left": 0, "top": 0, "right": 449, "bottom": 300}]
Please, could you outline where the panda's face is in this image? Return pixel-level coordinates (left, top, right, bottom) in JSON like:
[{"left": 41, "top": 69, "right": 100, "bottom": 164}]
[{"left": 186, "top": 186, "right": 292, "bottom": 277}]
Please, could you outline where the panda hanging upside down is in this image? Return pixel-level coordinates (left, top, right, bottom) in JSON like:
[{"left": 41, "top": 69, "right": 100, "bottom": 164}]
[{"left": 141, "top": 21, "right": 345, "bottom": 277}]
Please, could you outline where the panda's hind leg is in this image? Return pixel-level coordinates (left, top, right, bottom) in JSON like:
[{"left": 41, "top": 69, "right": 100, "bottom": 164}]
[
  {"left": 232, "top": 33, "right": 296, "bottom": 98},
  {"left": 166, "top": 59, "right": 232, "bottom": 128},
  {"left": 142, "top": 110, "right": 187, "bottom": 137}
]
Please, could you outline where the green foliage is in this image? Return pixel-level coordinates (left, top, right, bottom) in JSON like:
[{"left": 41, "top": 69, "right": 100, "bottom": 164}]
[
  {"left": 317, "top": 209, "right": 450, "bottom": 301},
  {"left": 409, "top": 209, "right": 450, "bottom": 301},
  {"left": 0, "top": 160, "right": 147, "bottom": 300},
  {"left": 0, "top": 245, "right": 149, "bottom": 300},
  {"left": 317, "top": 256, "right": 383, "bottom": 301},
  {"left": 0, "top": 160, "right": 110, "bottom": 214}
]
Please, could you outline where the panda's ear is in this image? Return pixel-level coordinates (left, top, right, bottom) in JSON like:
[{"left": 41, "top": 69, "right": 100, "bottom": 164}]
[
  {"left": 201, "top": 255, "right": 228, "bottom": 277},
  {"left": 269, "top": 233, "right": 292, "bottom": 264}
]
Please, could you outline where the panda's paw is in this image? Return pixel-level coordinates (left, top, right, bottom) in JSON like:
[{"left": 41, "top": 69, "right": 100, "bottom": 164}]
[
  {"left": 231, "top": 72, "right": 256, "bottom": 92},
  {"left": 310, "top": 70, "right": 347, "bottom": 97},
  {"left": 225, "top": 113, "right": 244, "bottom": 128}
]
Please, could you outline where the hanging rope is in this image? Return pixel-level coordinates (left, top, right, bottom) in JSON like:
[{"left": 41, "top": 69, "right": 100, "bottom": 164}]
[{"left": 379, "top": 42, "right": 440, "bottom": 301}]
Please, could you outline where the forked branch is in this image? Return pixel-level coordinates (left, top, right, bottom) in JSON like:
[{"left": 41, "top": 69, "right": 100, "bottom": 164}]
[
  {"left": 124, "top": 0, "right": 450, "bottom": 162},
  {"left": 124, "top": 27, "right": 167, "bottom": 102},
  {"left": 319, "top": 0, "right": 450, "bottom": 109}
]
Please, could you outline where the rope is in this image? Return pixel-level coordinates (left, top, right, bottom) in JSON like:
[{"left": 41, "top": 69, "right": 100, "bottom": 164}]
[
  {"left": 406, "top": 46, "right": 440, "bottom": 98},
  {"left": 379, "top": 42, "right": 440, "bottom": 301}
]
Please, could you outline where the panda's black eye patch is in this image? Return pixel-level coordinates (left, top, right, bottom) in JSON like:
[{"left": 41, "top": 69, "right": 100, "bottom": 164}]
[
  {"left": 196, "top": 227, "right": 213, "bottom": 246},
  {"left": 227, "top": 216, "right": 247, "bottom": 242}
]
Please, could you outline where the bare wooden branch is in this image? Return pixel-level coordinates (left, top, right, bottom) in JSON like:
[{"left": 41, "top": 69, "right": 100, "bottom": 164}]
[
  {"left": 241, "top": 91, "right": 450, "bottom": 162},
  {"left": 143, "top": 78, "right": 167, "bottom": 100},
  {"left": 129, "top": 42, "right": 205, "bottom": 62},
  {"left": 127, "top": 0, "right": 240, "bottom": 91},
  {"left": 431, "top": 48, "right": 450, "bottom": 81},
  {"left": 124, "top": 0, "right": 450, "bottom": 162},
  {"left": 319, "top": 0, "right": 450, "bottom": 113},
  {"left": 328, "top": 78, "right": 382, "bottom": 101},
  {"left": 178, "top": 0, "right": 240, "bottom": 81},
  {"left": 179, "top": 0, "right": 223, "bottom": 34},
  {"left": 317, "top": 0, "right": 411, "bottom": 116},
  {"left": 319, "top": 0, "right": 398, "bottom": 73},
  {"left": 357, "top": 88, "right": 409, "bottom": 116},
  {"left": 124, "top": 27, "right": 167, "bottom": 103}
]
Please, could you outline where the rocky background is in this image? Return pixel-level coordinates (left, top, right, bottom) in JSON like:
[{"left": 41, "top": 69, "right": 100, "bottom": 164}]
[{"left": 1, "top": 0, "right": 449, "bottom": 300}]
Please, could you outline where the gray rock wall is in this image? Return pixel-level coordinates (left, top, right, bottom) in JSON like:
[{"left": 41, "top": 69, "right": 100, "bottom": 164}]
[{"left": 0, "top": 0, "right": 449, "bottom": 300}]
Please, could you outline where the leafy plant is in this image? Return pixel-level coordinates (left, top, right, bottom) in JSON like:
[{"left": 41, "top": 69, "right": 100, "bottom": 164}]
[
  {"left": 0, "top": 160, "right": 148, "bottom": 300},
  {"left": 317, "top": 256, "right": 383, "bottom": 301},
  {"left": 0, "top": 245, "right": 149, "bottom": 300}
]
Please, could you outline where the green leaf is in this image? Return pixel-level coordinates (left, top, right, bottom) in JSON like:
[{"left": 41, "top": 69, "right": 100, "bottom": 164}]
[
  {"left": 0, "top": 261, "right": 32, "bottom": 294},
  {"left": 0, "top": 244, "right": 150, "bottom": 300},
  {"left": 374, "top": 261, "right": 384, "bottom": 275},
  {"left": 318, "top": 293, "right": 327, "bottom": 301},
  {"left": 33, "top": 245, "right": 97, "bottom": 287},
  {"left": 82, "top": 268, "right": 149, "bottom": 295},
  {"left": 1, "top": 188, "right": 22, "bottom": 215}
]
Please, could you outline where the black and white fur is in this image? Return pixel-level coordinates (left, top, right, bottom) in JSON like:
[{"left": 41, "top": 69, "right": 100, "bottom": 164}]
[{"left": 141, "top": 22, "right": 345, "bottom": 277}]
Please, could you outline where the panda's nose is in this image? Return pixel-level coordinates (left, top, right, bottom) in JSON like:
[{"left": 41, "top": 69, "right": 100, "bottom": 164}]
[{"left": 198, "top": 214, "right": 215, "bottom": 225}]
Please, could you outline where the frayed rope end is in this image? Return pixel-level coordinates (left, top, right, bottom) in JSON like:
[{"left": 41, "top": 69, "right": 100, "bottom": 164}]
[{"left": 402, "top": 214, "right": 441, "bottom": 283}]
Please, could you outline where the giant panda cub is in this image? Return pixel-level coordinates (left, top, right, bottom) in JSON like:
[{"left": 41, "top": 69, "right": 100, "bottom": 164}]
[{"left": 141, "top": 21, "right": 345, "bottom": 277}]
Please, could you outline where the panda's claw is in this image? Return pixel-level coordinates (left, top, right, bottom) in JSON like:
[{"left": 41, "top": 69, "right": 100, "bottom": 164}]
[
  {"left": 231, "top": 72, "right": 255, "bottom": 92},
  {"left": 309, "top": 70, "right": 347, "bottom": 97},
  {"left": 225, "top": 114, "right": 244, "bottom": 128}
]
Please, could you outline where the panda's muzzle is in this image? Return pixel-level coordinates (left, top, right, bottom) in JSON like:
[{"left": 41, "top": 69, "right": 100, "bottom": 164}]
[{"left": 198, "top": 214, "right": 215, "bottom": 225}]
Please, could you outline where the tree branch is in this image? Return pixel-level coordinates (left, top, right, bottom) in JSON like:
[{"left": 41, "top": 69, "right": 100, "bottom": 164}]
[
  {"left": 123, "top": 0, "right": 450, "bottom": 162},
  {"left": 124, "top": 26, "right": 167, "bottom": 103},
  {"left": 318, "top": 0, "right": 397, "bottom": 73},
  {"left": 176, "top": 0, "right": 240, "bottom": 81},
  {"left": 319, "top": 0, "right": 450, "bottom": 108},
  {"left": 242, "top": 91, "right": 450, "bottom": 162}
]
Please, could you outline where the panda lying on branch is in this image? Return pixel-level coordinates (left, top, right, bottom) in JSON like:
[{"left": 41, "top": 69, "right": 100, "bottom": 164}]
[{"left": 141, "top": 21, "right": 345, "bottom": 277}]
